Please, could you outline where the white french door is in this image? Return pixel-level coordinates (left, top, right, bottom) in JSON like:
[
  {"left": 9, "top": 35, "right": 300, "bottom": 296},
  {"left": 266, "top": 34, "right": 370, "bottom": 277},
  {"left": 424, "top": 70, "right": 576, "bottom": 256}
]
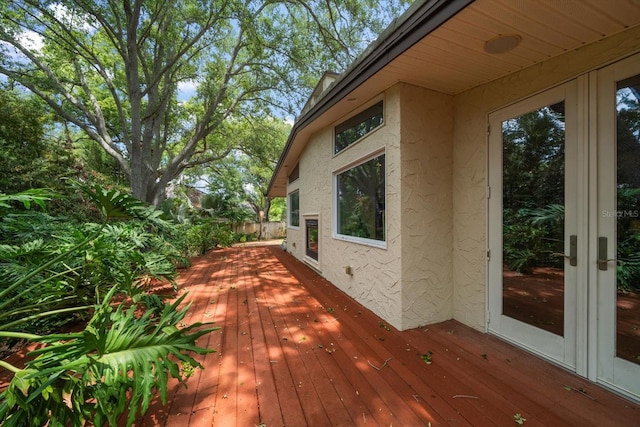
[
  {"left": 593, "top": 54, "right": 640, "bottom": 399},
  {"left": 489, "top": 53, "right": 640, "bottom": 401},
  {"left": 488, "top": 81, "right": 581, "bottom": 372}
]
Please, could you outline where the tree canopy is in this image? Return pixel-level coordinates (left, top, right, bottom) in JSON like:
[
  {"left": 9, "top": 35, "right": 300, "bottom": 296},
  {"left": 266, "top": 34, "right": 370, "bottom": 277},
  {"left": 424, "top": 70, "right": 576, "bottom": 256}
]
[{"left": 0, "top": 0, "right": 410, "bottom": 205}]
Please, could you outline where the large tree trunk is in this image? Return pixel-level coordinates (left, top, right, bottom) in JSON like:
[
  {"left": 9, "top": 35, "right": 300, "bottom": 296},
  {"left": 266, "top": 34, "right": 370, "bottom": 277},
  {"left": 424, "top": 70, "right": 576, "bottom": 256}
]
[{"left": 264, "top": 196, "right": 272, "bottom": 222}]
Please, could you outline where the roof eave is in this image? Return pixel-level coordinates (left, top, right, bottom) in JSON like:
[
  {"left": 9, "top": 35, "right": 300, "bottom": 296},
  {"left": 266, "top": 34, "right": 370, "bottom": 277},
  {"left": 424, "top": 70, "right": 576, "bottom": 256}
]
[{"left": 267, "top": 0, "right": 474, "bottom": 197}]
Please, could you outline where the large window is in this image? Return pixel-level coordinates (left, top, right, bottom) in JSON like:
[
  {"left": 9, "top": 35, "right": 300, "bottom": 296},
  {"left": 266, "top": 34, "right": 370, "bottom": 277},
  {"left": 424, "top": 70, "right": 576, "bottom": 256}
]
[
  {"left": 334, "top": 101, "right": 383, "bottom": 154},
  {"left": 288, "top": 191, "right": 299, "bottom": 227},
  {"left": 336, "top": 153, "right": 385, "bottom": 242}
]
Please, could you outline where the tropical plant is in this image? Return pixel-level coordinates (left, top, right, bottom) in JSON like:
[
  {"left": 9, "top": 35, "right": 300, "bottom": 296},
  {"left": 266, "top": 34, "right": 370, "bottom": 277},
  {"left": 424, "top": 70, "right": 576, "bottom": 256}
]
[
  {"left": 0, "top": 289, "right": 214, "bottom": 426},
  {"left": 0, "top": 185, "right": 217, "bottom": 426},
  {"left": 0, "top": 185, "right": 180, "bottom": 332},
  {"left": 503, "top": 205, "right": 564, "bottom": 274}
]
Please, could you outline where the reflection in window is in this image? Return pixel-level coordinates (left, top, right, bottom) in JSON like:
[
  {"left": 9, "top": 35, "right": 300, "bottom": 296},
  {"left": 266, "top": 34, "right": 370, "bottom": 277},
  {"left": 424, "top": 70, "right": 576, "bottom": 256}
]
[
  {"left": 336, "top": 154, "right": 385, "bottom": 242},
  {"left": 501, "top": 102, "right": 566, "bottom": 335},
  {"left": 306, "top": 219, "right": 318, "bottom": 260},
  {"left": 615, "top": 75, "right": 640, "bottom": 364},
  {"left": 335, "top": 102, "right": 383, "bottom": 154},
  {"left": 289, "top": 191, "right": 299, "bottom": 227},
  {"left": 288, "top": 164, "right": 299, "bottom": 183}
]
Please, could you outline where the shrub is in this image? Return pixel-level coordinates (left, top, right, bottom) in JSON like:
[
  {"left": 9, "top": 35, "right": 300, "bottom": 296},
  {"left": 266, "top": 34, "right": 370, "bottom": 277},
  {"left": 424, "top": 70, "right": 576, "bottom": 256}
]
[{"left": 0, "top": 185, "right": 217, "bottom": 426}]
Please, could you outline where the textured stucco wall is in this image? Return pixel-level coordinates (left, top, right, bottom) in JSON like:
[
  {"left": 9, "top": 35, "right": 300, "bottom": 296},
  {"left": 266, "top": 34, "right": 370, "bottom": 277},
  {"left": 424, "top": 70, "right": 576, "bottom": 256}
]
[
  {"left": 285, "top": 126, "right": 331, "bottom": 264},
  {"left": 286, "top": 90, "right": 405, "bottom": 329},
  {"left": 285, "top": 25, "right": 640, "bottom": 333},
  {"left": 399, "top": 84, "right": 454, "bottom": 329},
  {"left": 452, "top": 25, "right": 640, "bottom": 331}
]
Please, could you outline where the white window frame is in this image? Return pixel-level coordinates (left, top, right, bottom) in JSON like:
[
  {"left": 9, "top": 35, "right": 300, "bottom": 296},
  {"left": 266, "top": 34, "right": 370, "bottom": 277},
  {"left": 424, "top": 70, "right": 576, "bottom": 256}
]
[
  {"left": 333, "top": 98, "right": 385, "bottom": 157},
  {"left": 332, "top": 148, "right": 387, "bottom": 249},
  {"left": 288, "top": 189, "right": 300, "bottom": 229}
]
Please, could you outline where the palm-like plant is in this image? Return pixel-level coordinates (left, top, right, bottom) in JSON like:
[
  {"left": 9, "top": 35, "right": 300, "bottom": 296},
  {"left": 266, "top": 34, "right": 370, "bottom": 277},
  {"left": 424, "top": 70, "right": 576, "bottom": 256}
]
[{"left": 0, "top": 185, "right": 217, "bottom": 426}]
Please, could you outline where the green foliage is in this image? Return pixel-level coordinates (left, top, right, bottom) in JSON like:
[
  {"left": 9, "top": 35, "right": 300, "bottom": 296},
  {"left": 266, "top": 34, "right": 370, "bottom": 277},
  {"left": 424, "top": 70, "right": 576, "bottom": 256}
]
[
  {"left": 502, "top": 105, "right": 565, "bottom": 274},
  {"left": 0, "top": 0, "right": 410, "bottom": 204},
  {"left": 419, "top": 351, "right": 433, "bottom": 365},
  {"left": 503, "top": 205, "right": 564, "bottom": 274},
  {"left": 268, "top": 197, "right": 286, "bottom": 222},
  {"left": 176, "top": 221, "right": 236, "bottom": 257},
  {"left": 0, "top": 88, "right": 73, "bottom": 196},
  {"left": 200, "top": 191, "right": 255, "bottom": 223},
  {"left": 0, "top": 185, "right": 217, "bottom": 426},
  {"left": 616, "top": 187, "right": 640, "bottom": 291},
  {"left": 0, "top": 290, "right": 215, "bottom": 427},
  {"left": 0, "top": 186, "right": 183, "bottom": 334}
]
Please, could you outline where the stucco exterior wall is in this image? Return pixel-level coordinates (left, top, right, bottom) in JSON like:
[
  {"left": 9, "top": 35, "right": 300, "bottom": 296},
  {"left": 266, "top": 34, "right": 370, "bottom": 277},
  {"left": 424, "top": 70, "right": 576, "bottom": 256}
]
[
  {"left": 399, "top": 84, "right": 454, "bottom": 329},
  {"left": 286, "top": 89, "right": 405, "bottom": 329},
  {"left": 286, "top": 25, "right": 640, "bottom": 334},
  {"left": 451, "top": 25, "right": 640, "bottom": 331}
]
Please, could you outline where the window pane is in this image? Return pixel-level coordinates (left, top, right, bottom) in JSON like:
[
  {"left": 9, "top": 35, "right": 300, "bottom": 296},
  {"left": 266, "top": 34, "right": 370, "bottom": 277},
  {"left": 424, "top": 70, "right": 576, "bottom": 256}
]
[
  {"left": 289, "top": 191, "right": 299, "bottom": 227},
  {"left": 306, "top": 219, "right": 318, "bottom": 260},
  {"left": 335, "top": 102, "right": 383, "bottom": 154},
  {"left": 501, "top": 102, "right": 566, "bottom": 336},
  {"left": 615, "top": 75, "right": 640, "bottom": 364},
  {"left": 288, "top": 164, "right": 299, "bottom": 183},
  {"left": 337, "top": 154, "right": 385, "bottom": 241}
]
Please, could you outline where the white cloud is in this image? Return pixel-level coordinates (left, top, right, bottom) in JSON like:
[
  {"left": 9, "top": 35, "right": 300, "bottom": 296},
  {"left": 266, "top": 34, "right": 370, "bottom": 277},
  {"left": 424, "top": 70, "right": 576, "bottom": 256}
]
[
  {"left": 49, "top": 3, "right": 96, "bottom": 33},
  {"left": 178, "top": 80, "right": 199, "bottom": 101},
  {"left": 16, "top": 30, "right": 44, "bottom": 52}
]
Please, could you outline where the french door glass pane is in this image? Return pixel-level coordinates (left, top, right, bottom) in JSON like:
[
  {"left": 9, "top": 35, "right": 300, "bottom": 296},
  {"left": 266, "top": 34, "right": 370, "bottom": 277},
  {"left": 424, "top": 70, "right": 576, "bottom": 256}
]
[
  {"left": 615, "top": 76, "right": 640, "bottom": 365},
  {"left": 502, "top": 102, "right": 566, "bottom": 336}
]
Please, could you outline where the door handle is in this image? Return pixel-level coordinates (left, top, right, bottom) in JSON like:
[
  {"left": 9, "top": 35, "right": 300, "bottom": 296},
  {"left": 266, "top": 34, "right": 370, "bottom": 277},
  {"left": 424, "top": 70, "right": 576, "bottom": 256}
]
[
  {"left": 551, "top": 235, "right": 577, "bottom": 266},
  {"left": 597, "top": 236, "right": 620, "bottom": 271}
]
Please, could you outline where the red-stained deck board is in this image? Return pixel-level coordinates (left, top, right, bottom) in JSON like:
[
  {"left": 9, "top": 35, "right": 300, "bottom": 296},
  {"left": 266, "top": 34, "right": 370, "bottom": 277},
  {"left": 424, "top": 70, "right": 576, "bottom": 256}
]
[
  {"left": 244, "top": 252, "right": 286, "bottom": 427},
  {"left": 258, "top": 262, "right": 334, "bottom": 425}
]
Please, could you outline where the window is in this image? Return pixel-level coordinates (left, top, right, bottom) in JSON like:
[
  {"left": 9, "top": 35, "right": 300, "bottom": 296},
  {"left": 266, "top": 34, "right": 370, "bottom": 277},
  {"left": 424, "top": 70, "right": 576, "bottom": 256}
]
[
  {"left": 288, "top": 164, "right": 299, "bottom": 183},
  {"left": 289, "top": 191, "right": 299, "bottom": 227},
  {"left": 336, "top": 153, "right": 385, "bottom": 242},
  {"left": 334, "top": 101, "right": 383, "bottom": 154},
  {"left": 306, "top": 219, "right": 319, "bottom": 260}
]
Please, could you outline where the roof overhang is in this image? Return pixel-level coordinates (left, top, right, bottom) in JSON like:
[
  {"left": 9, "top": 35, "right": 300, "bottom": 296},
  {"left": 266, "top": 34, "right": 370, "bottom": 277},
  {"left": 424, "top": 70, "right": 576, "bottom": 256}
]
[{"left": 268, "top": 0, "right": 640, "bottom": 197}]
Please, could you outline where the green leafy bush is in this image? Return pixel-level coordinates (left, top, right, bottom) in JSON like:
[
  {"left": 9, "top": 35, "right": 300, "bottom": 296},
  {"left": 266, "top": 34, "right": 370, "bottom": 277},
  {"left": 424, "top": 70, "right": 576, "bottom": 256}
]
[
  {"left": 0, "top": 185, "right": 217, "bottom": 426},
  {"left": 175, "top": 221, "right": 235, "bottom": 257},
  {"left": 503, "top": 205, "right": 563, "bottom": 274}
]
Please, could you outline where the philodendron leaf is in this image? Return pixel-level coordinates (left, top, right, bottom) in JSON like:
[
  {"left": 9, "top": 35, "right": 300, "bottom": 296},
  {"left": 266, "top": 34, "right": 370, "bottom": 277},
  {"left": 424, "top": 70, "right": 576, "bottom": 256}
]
[
  {"left": 2, "top": 291, "right": 218, "bottom": 427},
  {"left": 76, "top": 183, "right": 149, "bottom": 220},
  {"left": 11, "top": 369, "right": 38, "bottom": 395},
  {"left": 0, "top": 189, "right": 52, "bottom": 211}
]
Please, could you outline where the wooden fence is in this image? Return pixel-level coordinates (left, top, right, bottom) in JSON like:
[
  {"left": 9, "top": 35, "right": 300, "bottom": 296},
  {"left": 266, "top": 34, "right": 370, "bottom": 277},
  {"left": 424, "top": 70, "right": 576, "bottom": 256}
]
[{"left": 232, "top": 221, "right": 286, "bottom": 240}]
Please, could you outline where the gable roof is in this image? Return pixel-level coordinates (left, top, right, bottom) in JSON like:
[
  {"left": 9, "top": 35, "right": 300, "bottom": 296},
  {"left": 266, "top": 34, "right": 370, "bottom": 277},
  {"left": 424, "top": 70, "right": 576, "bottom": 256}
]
[{"left": 268, "top": 0, "right": 640, "bottom": 197}]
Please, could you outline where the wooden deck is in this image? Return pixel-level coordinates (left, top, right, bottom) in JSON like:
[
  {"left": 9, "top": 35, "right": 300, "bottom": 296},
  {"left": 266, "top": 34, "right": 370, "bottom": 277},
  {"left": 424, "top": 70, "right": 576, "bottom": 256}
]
[
  {"left": 3, "top": 243, "right": 637, "bottom": 425},
  {"left": 122, "top": 243, "right": 638, "bottom": 426}
]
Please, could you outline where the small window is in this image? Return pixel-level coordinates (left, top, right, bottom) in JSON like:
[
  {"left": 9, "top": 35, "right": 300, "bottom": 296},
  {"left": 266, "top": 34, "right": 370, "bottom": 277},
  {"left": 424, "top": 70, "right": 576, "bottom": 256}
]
[
  {"left": 288, "top": 191, "right": 300, "bottom": 227},
  {"left": 335, "top": 101, "right": 383, "bottom": 154},
  {"left": 336, "top": 153, "right": 385, "bottom": 242},
  {"left": 306, "top": 219, "right": 319, "bottom": 260},
  {"left": 288, "top": 164, "right": 299, "bottom": 183}
]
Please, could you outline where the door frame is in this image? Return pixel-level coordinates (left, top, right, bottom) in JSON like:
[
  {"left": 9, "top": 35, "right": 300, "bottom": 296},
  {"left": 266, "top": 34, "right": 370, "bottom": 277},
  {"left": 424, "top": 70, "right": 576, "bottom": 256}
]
[
  {"left": 591, "top": 53, "right": 640, "bottom": 400},
  {"left": 487, "top": 54, "right": 640, "bottom": 401},
  {"left": 487, "top": 80, "right": 583, "bottom": 373}
]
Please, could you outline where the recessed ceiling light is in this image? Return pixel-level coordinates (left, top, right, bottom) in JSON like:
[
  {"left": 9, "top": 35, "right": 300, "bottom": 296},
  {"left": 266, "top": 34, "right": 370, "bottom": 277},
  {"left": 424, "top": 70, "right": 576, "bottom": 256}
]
[
  {"left": 347, "top": 97, "right": 357, "bottom": 102},
  {"left": 484, "top": 34, "right": 521, "bottom": 54}
]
